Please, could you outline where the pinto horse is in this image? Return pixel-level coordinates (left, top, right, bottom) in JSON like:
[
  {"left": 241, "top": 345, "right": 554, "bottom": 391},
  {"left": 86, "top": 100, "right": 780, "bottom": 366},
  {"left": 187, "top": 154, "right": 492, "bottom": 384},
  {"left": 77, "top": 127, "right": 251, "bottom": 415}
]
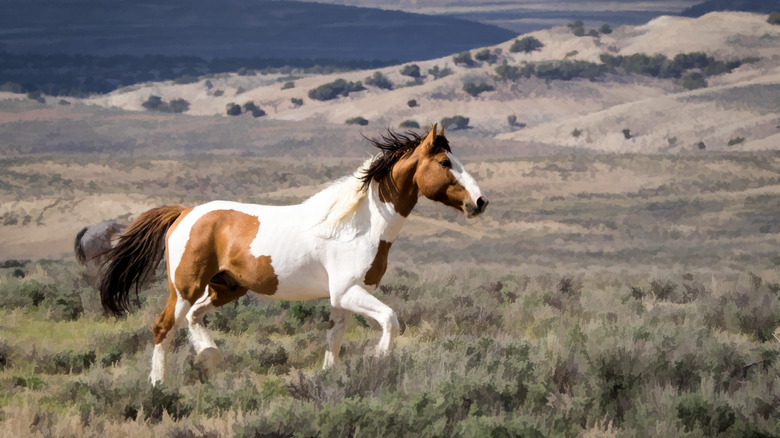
[{"left": 99, "top": 125, "right": 488, "bottom": 384}]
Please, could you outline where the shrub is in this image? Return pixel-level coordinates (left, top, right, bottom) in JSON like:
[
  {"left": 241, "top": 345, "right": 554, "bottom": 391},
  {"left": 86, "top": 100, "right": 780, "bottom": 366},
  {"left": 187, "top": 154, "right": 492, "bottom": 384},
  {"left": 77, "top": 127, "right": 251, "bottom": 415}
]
[
  {"left": 676, "top": 393, "right": 736, "bottom": 435},
  {"left": 407, "top": 99, "right": 417, "bottom": 108},
  {"left": 288, "top": 301, "right": 330, "bottom": 324},
  {"left": 365, "top": 71, "right": 393, "bottom": 90},
  {"left": 495, "top": 61, "right": 534, "bottom": 81},
  {"left": 474, "top": 49, "right": 497, "bottom": 64},
  {"left": 682, "top": 72, "right": 707, "bottom": 90},
  {"left": 243, "top": 101, "right": 266, "bottom": 117},
  {"left": 441, "top": 115, "right": 470, "bottom": 130},
  {"left": 400, "top": 120, "right": 420, "bottom": 129},
  {"left": 453, "top": 51, "right": 476, "bottom": 67},
  {"left": 599, "top": 23, "right": 613, "bottom": 34},
  {"left": 345, "top": 116, "right": 369, "bottom": 126},
  {"left": 400, "top": 64, "right": 421, "bottom": 79},
  {"left": 281, "top": 81, "right": 295, "bottom": 89},
  {"left": 141, "top": 384, "right": 192, "bottom": 422},
  {"left": 728, "top": 136, "right": 745, "bottom": 146},
  {"left": 507, "top": 115, "right": 525, "bottom": 129},
  {"left": 697, "top": 141, "right": 706, "bottom": 150},
  {"left": 142, "top": 95, "right": 189, "bottom": 113},
  {"left": 237, "top": 67, "right": 256, "bottom": 76},
  {"left": 291, "top": 97, "right": 303, "bottom": 107},
  {"left": 173, "top": 74, "right": 198, "bottom": 84},
  {"left": 768, "top": 11, "right": 780, "bottom": 25},
  {"left": 571, "top": 128, "right": 581, "bottom": 138},
  {"left": 141, "top": 95, "right": 163, "bottom": 111},
  {"left": 226, "top": 103, "right": 242, "bottom": 116},
  {"left": 463, "top": 82, "right": 494, "bottom": 97},
  {"left": 622, "top": 128, "right": 632, "bottom": 139},
  {"left": 428, "top": 65, "right": 453, "bottom": 79},
  {"left": 0, "top": 81, "right": 24, "bottom": 93},
  {"left": 533, "top": 60, "right": 606, "bottom": 81},
  {"left": 568, "top": 20, "right": 585, "bottom": 37},
  {"left": 308, "top": 79, "right": 365, "bottom": 101},
  {"left": 51, "top": 350, "right": 96, "bottom": 374},
  {"left": 510, "top": 36, "right": 544, "bottom": 53},
  {"left": 168, "top": 98, "right": 189, "bottom": 113}
]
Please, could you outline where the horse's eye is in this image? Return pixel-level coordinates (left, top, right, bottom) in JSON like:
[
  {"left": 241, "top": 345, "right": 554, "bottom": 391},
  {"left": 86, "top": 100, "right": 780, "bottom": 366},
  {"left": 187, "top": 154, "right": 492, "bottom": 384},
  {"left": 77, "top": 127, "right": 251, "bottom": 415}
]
[{"left": 439, "top": 159, "right": 452, "bottom": 168}]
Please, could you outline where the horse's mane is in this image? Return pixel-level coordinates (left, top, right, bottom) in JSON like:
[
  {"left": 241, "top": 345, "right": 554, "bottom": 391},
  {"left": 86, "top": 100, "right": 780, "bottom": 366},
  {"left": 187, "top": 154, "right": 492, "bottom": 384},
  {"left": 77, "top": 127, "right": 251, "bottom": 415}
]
[
  {"left": 359, "top": 129, "right": 451, "bottom": 190},
  {"left": 308, "top": 129, "right": 449, "bottom": 240}
]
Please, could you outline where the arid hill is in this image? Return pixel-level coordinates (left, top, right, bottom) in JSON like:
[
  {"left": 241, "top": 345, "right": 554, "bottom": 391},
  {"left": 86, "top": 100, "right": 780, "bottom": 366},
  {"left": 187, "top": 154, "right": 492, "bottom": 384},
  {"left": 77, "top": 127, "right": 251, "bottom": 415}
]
[{"left": 77, "top": 11, "right": 780, "bottom": 153}]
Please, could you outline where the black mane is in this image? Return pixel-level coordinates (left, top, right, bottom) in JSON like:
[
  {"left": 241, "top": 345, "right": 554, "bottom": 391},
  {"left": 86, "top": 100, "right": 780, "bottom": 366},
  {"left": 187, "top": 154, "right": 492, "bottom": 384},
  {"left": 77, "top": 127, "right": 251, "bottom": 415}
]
[{"left": 360, "top": 129, "right": 451, "bottom": 190}]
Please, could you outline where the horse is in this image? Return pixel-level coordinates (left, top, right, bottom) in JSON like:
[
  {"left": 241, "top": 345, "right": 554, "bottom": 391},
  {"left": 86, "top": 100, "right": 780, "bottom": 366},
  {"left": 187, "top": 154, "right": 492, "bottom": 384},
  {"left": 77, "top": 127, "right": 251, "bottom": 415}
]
[
  {"left": 74, "top": 219, "right": 127, "bottom": 273},
  {"left": 98, "top": 124, "right": 488, "bottom": 384}
]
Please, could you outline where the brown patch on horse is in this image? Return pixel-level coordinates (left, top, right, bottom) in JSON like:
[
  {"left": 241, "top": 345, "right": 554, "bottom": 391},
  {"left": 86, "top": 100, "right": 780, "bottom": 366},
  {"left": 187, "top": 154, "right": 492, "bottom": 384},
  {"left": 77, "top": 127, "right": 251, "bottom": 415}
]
[
  {"left": 153, "top": 278, "right": 180, "bottom": 344},
  {"left": 173, "top": 209, "right": 279, "bottom": 307},
  {"left": 364, "top": 240, "right": 392, "bottom": 286}
]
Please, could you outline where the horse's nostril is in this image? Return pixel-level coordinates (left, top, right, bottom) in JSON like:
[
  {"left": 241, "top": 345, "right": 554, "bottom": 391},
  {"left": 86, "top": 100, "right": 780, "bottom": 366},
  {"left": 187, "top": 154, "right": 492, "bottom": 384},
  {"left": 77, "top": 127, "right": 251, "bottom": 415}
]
[{"left": 476, "top": 196, "right": 488, "bottom": 210}]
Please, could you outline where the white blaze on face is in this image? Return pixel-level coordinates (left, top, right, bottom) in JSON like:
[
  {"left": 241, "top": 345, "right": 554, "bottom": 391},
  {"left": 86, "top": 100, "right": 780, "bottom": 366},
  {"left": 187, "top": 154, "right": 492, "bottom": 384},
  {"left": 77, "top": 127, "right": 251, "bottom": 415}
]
[{"left": 446, "top": 152, "right": 483, "bottom": 204}]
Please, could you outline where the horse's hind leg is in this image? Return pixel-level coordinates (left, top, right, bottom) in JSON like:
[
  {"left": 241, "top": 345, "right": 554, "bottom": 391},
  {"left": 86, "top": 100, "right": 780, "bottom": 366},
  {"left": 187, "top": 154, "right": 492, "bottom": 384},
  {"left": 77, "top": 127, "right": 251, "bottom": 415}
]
[
  {"left": 187, "top": 286, "right": 220, "bottom": 377},
  {"left": 187, "top": 282, "right": 248, "bottom": 378},
  {"left": 150, "top": 282, "right": 192, "bottom": 384}
]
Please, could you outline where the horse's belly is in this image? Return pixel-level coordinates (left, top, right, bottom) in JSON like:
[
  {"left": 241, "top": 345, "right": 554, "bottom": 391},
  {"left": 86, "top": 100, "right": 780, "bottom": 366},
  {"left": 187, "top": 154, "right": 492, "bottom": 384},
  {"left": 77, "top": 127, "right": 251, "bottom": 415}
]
[{"left": 257, "top": 263, "right": 330, "bottom": 301}]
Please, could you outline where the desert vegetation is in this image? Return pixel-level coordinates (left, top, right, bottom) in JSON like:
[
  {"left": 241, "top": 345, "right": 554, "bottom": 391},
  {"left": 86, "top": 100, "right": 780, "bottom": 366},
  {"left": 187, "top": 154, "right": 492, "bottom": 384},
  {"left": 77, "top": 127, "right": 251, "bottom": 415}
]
[
  {"left": 141, "top": 96, "right": 190, "bottom": 114},
  {"left": 308, "top": 79, "right": 366, "bottom": 101},
  {"left": 0, "top": 139, "right": 779, "bottom": 435}
]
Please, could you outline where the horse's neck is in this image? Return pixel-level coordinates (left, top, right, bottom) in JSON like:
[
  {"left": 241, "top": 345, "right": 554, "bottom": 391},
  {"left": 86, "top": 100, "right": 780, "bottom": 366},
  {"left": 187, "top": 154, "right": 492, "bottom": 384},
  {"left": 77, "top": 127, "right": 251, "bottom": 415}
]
[{"left": 367, "top": 180, "right": 409, "bottom": 243}]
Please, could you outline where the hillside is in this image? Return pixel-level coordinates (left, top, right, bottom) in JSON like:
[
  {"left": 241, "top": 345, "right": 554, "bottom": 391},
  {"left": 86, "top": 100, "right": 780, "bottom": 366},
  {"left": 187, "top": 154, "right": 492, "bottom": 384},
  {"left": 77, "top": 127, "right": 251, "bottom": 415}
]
[
  {"left": 73, "top": 11, "right": 780, "bottom": 154},
  {"left": 0, "top": 0, "right": 515, "bottom": 61},
  {"left": 682, "top": 0, "right": 780, "bottom": 16}
]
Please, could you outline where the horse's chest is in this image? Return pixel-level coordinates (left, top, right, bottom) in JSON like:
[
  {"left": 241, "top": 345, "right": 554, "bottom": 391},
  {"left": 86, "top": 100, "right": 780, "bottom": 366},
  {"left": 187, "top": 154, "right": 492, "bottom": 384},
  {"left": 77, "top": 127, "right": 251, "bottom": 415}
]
[{"left": 364, "top": 240, "right": 392, "bottom": 286}]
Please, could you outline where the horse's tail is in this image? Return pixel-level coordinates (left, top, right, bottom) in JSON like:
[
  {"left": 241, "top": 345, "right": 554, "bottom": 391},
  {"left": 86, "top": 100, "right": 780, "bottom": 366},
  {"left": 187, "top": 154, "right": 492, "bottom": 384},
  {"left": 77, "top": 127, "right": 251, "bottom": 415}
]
[
  {"left": 74, "top": 226, "right": 89, "bottom": 265},
  {"left": 99, "top": 205, "right": 185, "bottom": 317}
]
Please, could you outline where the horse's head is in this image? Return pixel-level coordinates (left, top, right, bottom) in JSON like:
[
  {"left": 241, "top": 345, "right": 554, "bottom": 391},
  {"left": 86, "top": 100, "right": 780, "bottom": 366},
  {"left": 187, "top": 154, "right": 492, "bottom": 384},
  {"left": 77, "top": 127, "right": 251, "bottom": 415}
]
[
  {"left": 411, "top": 124, "right": 488, "bottom": 218},
  {"left": 364, "top": 125, "right": 488, "bottom": 218}
]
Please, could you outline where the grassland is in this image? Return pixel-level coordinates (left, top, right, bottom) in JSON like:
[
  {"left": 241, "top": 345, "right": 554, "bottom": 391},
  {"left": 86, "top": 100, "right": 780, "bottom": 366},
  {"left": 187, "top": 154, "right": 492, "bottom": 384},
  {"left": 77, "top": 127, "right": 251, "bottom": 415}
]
[{"left": 0, "top": 103, "right": 779, "bottom": 436}]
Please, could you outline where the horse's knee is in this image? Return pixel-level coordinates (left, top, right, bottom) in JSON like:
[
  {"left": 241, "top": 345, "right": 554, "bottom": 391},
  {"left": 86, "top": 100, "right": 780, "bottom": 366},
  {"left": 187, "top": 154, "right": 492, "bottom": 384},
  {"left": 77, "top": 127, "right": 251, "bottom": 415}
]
[{"left": 382, "top": 309, "right": 400, "bottom": 334}]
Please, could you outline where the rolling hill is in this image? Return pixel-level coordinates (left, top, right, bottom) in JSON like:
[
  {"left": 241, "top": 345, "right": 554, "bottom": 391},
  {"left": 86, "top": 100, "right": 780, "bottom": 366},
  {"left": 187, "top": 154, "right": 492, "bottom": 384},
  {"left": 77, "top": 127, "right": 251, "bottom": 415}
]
[{"left": 67, "top": 11, "right": 780, "bottom": 154}]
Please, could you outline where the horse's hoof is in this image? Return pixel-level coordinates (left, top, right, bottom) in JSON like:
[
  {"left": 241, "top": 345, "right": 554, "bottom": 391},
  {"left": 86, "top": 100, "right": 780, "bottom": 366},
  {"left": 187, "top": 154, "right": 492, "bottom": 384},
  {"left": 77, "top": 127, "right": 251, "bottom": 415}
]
[{"left": 195, "top": 347, "right": 221, "bottom": 376}]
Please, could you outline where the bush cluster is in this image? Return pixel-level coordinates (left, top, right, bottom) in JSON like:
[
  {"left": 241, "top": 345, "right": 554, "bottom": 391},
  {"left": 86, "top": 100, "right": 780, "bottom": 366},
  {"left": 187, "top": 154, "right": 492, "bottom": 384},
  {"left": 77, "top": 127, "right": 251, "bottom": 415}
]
[
  {"left": 365, "top": 71, "right": 393, "bottom": 90},
  {"left": 141, "top": 95, "right": 190, "bottom": 113},
  {"left": 463, "top": 81, "right": 495, "bottom": 97},
  {"left": 308, "top": 79, "right": 366, "bottom": 101},
  {"left": 452, "top": 51, "right": 477, "bottom": 67},
  {"left": 440, "top": 115, "right": 470, "bottom": 130},
  {"left": 428, "top": 65, "right": 453, "bottom": 79},
  {"left": 510, "top": 36, "right": 544, "bottom": 53}
]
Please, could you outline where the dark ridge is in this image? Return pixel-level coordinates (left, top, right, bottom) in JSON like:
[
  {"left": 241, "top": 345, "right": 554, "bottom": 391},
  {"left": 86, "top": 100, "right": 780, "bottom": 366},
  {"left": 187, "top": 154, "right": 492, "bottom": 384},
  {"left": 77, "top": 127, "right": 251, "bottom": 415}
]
[{"left": 681, "top": 0, "right": 780, "bottom": 17}]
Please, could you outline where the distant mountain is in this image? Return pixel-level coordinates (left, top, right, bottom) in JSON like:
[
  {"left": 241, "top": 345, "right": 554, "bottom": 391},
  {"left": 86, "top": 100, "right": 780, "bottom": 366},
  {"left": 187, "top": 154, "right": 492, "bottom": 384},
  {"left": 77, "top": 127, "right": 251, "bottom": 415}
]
[
  {"left": 0, "top": 0, "right": 516, "bottom": 62},
  {"left": 681, "top": 0, "right": 780, "bottom": 16}
]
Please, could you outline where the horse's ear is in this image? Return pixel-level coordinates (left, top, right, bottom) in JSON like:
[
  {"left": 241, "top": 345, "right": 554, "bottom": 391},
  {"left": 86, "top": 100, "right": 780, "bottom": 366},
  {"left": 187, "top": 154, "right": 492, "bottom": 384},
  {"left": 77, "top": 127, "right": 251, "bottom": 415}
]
[
  {"left": 421, "top": 124, "right": 437, "bottom": 152},
  {"left": 439, "top": 124, "right": 445, "bottom": 137}
]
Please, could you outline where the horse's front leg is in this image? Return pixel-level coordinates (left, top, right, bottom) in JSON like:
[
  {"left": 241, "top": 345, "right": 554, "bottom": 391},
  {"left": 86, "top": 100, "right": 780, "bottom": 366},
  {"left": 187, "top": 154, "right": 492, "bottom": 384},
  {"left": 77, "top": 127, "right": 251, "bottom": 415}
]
[
  {"left": 323, "top": 307, "right": 351, "bottom": 368},
  {"left": 330, "top": 283, "right": 400, "bottom": 357}
]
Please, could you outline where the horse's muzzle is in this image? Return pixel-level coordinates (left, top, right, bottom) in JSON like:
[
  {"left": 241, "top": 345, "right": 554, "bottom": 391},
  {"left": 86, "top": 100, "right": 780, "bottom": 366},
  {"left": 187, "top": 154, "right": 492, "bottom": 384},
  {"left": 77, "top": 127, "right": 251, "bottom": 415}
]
[{"left": 465, "top": 196, "right": 489, "bottom": 218}]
